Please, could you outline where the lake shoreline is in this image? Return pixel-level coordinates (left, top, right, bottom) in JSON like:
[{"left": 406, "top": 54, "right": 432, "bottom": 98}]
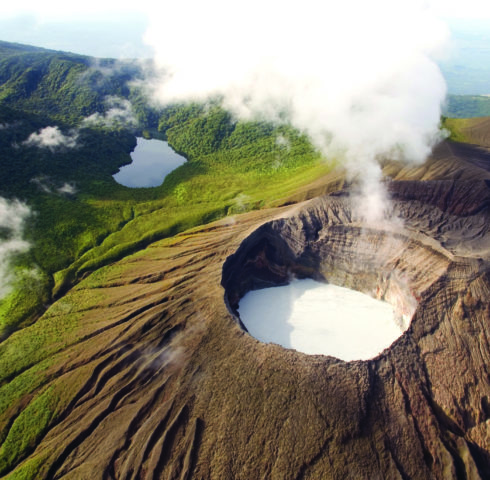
[{"left": 113, "top": 137, "right": 186, "bottom": 188}]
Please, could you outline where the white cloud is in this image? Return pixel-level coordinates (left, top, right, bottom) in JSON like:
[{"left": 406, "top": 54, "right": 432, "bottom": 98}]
[
  {"left": 57, "top": 183, "right": 77, "bottom": 195},
  {"left": 23, "top": 126, "right": 78, "bottom": 150},
  {"left": 30, "top": 176, "right": 53, "bottom": 193},
  {"left": 30, "top": 176, "right": 77, "bottom": 196},
  {"left": 0, "top": 198, "right": 31, "bottom": 299},
  {"left": 143, "top": 0, "right": 449, "bottom": 222},
  {"left": 82, "top": 96, "right": 137, "bottom": 128}
]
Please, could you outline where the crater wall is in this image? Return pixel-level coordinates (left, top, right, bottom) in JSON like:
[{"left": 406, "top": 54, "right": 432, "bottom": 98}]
[{"left": 1, "top": 166, "right": 489, "bottom": 479}]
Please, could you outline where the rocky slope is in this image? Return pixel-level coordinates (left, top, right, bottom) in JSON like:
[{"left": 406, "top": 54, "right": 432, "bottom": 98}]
[{"left": 1, "top": 139, "right": 489, "bottom": 479}]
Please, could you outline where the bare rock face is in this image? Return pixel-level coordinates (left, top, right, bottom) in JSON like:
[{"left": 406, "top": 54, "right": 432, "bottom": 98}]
[
  {"left": 1, "top": 142, "right": 489, "bottom": 479},
  {"left": 222, "top": 182, "right": 490, "bottom": 479}
]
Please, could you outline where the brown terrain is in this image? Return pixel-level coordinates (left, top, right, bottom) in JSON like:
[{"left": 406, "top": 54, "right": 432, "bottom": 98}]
[
  {"left": 450, "top": 117, "right": 490, "bottom": 149},
  {"left": 1, "top": 136, "right": 490, "bottom": 479}
]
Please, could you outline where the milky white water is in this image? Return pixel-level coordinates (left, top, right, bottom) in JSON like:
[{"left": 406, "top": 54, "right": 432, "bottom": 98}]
[
  {"left": 237, "top": 279, "right": 406, "bottom": 361},
  {"left": 113, "top": 137, "right": 186, "bottom": 188}
]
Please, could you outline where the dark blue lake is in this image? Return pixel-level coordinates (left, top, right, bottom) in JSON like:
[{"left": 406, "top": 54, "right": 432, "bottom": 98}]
[{"left": 113, "top": 137, "right": 186, "bottom": 188}]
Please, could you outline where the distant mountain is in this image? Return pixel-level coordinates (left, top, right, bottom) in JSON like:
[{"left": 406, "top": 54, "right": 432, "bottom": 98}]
[
  {"left": 438, "top": 19, "right": 490, "bottom": 95},
  {"left": 0, "top": 40, "right": 143, "bottom": 124},
  {"left": 0, "top": 40, "right": 54, "bottom": 57},
  {"left": 444, "top": 95, "right": 490, "bottom": 118},
  {"left": 0, "top": 40, "right": 164, "bottom": 132}
]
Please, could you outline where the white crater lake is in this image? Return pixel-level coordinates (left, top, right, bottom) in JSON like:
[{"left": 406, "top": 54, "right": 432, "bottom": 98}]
[
  {"left": 113, "top": 137, "right": 186, "bottom": 188},
  {"left": 238, "top": 278, "right": 407, "bottom": 361}
]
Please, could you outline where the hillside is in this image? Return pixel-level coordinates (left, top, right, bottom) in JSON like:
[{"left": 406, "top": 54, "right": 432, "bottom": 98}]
[
  {"left": 445, "top": 95, "right": 490, "bottom": 118},
  {"left": 0, "top": 42, "right": 330, "bottom": 337},
  {"left": 444, "top": 116, "right": 490, "bottom": 147},
  {"left": 0, "top": 41, "right": 52, "bottom": 58},
  {"left": 0, "top": 42, "right": 140, "bottom": 123},
  {"left": 0, "top": 138, "right": 488, "bottom": 479},
  {"left": 0, "top": 41, "right": 489, "bottom": 479}
]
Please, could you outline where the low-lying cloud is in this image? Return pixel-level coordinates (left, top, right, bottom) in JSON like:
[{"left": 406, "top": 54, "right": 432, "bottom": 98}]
[
  {"left": 57, "top": 182, "right": 77, "bottom": 195},
  {"left": 30, "top": 176, "right": 77, "bottom": 196},
  {"left": 0, "top": 198, "right": 31, "bottom": 299},
  {"left": 83, "top": 95, "right": 137, "bottom": 128},
  {"left": 23, "top": 126, "right": 79, "bottom": 150},
  {"left": 0, "top": 122, "right": 15, "bottom": 130},
  {"left": 143, "top": 0, "right": 449, "bottom": 222}
]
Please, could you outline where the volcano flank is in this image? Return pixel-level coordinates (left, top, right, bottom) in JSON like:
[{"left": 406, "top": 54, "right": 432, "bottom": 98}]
[{"left": 2, "top": 136, "right": 490, "bottom": 479}]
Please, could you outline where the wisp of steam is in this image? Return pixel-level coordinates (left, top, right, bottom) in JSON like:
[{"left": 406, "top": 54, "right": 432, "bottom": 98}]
[
  {"left": 143, "top": 0, "right": 449, "bottom": 221},
  {"left": 142, "top": 0, "right": 448, "bottom": 356}
]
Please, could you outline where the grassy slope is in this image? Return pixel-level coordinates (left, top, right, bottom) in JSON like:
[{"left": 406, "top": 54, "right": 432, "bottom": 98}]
[
  {"left": 0, "top": 44, "right": 336, "bottom": 476},
  {"left": 443, "top": 116, "right": 490, "bottom": 147},
  {"left": 50, "top": 108, "right": 331, "bottom": 295},
  {"left": 0, "top": 43, "right": 332, "bottom": 339}
]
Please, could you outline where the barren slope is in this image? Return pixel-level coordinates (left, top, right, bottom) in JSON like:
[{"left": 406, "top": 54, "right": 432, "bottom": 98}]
[{"left": 1, "top": 140, "right": 489, "bottom": 479}]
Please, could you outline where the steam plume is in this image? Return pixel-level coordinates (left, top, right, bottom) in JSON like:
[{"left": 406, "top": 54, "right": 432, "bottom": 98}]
[{"left": 143, "top": 0, "right": 449, "bottom": 221}]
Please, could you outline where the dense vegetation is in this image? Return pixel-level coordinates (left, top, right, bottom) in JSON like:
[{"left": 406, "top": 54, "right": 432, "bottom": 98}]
[
  {"left": 0, "top": 42, "right": 329, "bottom": 342},
  {"left": 0, "top": 41, "right": 143, "bottom": 123}
]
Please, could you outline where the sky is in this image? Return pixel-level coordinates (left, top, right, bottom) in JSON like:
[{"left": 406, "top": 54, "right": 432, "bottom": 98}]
[
  {"left": 0, "top": 10, "right": 151, "bottom": 58},
  {"left": 0, "top": 0, "right": 490, "bottom": 59}
]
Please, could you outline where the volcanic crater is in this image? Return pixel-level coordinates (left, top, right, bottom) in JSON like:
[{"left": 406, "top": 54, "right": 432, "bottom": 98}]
[
  {"left": 3, "top": 140, "right": 490, "bottom": 479},
  {"left": 222, "top": 194, "right": 441, "bottom": 358}
]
